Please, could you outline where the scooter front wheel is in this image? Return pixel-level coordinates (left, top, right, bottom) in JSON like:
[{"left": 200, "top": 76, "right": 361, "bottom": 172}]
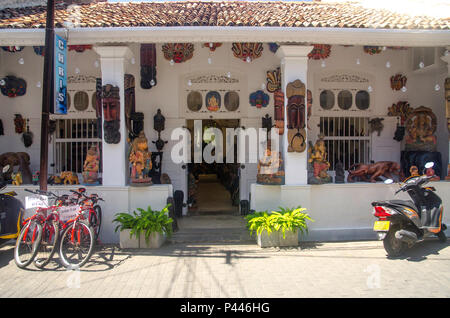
[{"left": 383, "top": 225, "right": 406, "bottom": 257}]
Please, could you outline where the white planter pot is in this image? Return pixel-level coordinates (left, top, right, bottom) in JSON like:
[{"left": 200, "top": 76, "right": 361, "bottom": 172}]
[
  {"left": 139, "top": 232, "right": 166, "bottom": 249},
  {"left": 119, "top": 229, "right": 139, "bottom": 249},
  {"left": 256, "top": 229, "right": 299, "bottom": 248}
]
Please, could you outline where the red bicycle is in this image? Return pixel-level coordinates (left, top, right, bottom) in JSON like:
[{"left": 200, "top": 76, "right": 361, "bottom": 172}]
[
  {"left": 69, "top": 188, "right": 103, "bottom": 241},
  {"left": 14, "top": 189, "right": 62, "bottom": 269},
  {"left": 58, "top": 190, "right": 96, "bottom": 269}
]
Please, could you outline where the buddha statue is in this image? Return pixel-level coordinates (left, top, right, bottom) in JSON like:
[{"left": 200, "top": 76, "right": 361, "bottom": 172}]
[{"left": 129, "top": 131, "right": 152, "bottom": 185}]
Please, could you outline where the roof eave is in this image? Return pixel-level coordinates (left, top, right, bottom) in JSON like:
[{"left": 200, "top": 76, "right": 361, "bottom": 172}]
[{"left": 0, "top": 26, "right": 449, "bottom": 47}]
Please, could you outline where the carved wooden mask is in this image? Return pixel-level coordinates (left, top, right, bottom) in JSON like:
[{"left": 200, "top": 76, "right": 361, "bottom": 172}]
[{"left": 102, "top": 84, "right": 120, "bottom": 144}]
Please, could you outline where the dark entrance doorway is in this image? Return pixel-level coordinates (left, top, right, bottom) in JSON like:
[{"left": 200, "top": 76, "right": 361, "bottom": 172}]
[{"left": 186, "top": 119, "right": 240, "bottom": 215}]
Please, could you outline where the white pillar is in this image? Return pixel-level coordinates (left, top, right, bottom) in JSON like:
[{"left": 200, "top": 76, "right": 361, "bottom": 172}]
[
  {"left": 93, "top": 46, "right": 133, "bottom": 186},
  {"left": 277, "top": 45, "right": 313, "bottom": 185},
  {"left": 440, "top": 46, "right": 450, "bottom": 179}
]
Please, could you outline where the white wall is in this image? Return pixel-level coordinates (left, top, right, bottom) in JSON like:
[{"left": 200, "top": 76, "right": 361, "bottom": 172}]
[{"left": 251, "top": 181, "right": 450, "bottom": 241}]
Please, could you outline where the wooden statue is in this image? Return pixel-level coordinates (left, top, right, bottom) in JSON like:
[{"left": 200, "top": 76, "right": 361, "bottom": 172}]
[
  {"left": 82, "top": 145, "right": 100, "bottom": 185},
  {"left": 60, "top": 171, "right": 79, "bottom": 185},
  {"left": 256, "top": 140, "right": 285, "bottom": 185},
  {"left": 11, "top": 172, "right": 22, "bottom": 185},
  {"left": 308, "top": 134, "right": 331, "bottom": 184},
  {"left": 347, "top": 161, "right": 401, "bottom": 183},
  {"left": 129, "top": 131, "right": 152, "bottom": 185},
  {"left": 404, "top": 106, "right": 437, "bottom": 152}
]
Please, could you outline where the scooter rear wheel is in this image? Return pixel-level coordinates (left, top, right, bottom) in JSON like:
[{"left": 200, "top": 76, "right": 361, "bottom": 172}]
[
  {"left": 383, "top": 225, "right": 406, "bottom": 257},
  {"left": 437, "top": 230, "right": 447, "bottom": 243}
]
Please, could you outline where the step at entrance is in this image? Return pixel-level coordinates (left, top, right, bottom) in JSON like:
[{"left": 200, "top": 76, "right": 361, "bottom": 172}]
[{"left": 169, "top": 215, "right": 254, "bottom": 244}]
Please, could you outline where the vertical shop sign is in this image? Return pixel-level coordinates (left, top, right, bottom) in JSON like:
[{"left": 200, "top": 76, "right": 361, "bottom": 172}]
[{"left": 54, "top": 34, "right": 67, "bottom": 114}]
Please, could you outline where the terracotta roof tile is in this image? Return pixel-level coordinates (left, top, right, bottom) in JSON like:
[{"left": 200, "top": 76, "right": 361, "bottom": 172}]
[{"left": 0, "top": 1, "right": 448, "bottom": 30}]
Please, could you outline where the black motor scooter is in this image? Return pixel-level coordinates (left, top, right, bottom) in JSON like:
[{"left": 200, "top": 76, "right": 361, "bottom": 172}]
[{"left": 372, "top": 162, "right": 447, "bottom": 257}]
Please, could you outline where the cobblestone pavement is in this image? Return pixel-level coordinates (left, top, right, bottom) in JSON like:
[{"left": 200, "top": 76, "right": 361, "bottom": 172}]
[{"left": 0, "top": 239, "right": 449, "bottom": 298}]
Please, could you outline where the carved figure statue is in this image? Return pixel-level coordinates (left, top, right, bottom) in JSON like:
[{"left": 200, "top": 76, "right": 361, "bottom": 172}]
[
  {"left": 347, "top": 161, "right": 401, "bottom": 183},
  {"left": 334, "top": 161, "right": 345, "bottom": 183},
  {"left": 60, "top": 171, "right": 79, "bottom": 185},
  {"left": 129, "top": 131, "right": 152, "bottom": 185},
  {"left": 409, "top": 165, "right": 419, "bottom": 178},
  {"left": 405, "top": 106, "right": 437, "bottom": 152},
  {"left": 256, "top": 140, "right": 285, "bottom": 185},
  {"left": 102, "top": 84, "right": 121, "bottom": 144},
  {"left": 82, "top": 145, "right": 100, "bottom": 185},
  {"left": 308, "top": 134, "right": 331, "bottom": 184},
  {"left": 11, "top": 172, "right": 22, "bottom": 185},
  {"left": 0, "top": 152, "right": 31, "bottom": 182}
]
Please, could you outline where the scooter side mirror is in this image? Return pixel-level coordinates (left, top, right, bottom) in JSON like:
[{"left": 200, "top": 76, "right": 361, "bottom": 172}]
[{"left": 384, "top": 179, "right": 394, "bottom": 184}]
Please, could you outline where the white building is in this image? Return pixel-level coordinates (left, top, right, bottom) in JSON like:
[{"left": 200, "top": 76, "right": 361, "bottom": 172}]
[{"left": 0, "top": 0, "right": 449, "bottom": 243}]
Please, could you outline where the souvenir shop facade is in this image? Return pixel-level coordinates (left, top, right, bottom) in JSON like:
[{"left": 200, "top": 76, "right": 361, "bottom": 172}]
[{"left": 0, "top": 2, "right": 449, "bottom": 243}]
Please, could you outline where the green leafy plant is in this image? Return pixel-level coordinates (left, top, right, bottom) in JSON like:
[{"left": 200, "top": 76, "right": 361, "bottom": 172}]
[
  {"left": 245, "top": 206, "right": 313, "bottom": 239},
  {"left": 113, "top": 204, "right": 173, "bottom": 243}
]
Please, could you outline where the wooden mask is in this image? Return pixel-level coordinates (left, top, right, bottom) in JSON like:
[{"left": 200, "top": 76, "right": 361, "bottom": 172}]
[{"left": 102, "top": 84, "right": 120, "bottom": 144}]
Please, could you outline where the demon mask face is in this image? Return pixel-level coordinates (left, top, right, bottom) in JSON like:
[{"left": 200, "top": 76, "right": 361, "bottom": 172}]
[{"left": 102, "top": 84, "right": 120, "bottom": 144}]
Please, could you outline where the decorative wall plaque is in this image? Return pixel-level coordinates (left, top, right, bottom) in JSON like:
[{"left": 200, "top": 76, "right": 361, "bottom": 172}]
[
  {"left": 249, "top": 90, "right": 269, "bottom": 108},
  {"left": 231, "top": 43, "right": 263, "bottom": 62},
  {"left": 308, "top": 44, "right": 331, "bottom": 60},
  {"left": 140, "top": 44, "right": 157, "bottom": 89},
  {"left": 162, "top": 43, "right": 194, "bottom": 63}
]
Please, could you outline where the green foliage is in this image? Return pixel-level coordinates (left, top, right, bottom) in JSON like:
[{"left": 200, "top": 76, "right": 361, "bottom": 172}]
[
  {"left": 245, "top": 206, "right": 313, "bottom": 239},
  {"left": 113, "top": 204, "right": 173, "bottom": 242}
]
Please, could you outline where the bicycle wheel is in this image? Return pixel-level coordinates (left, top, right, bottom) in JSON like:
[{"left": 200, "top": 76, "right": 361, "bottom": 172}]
[
  {"left": 91, "top": 205, "right": 102, "bottom": 241},
  {"left": 14, "top": 221, "right": 42, "bottom": 269},
  {"left": 34, "top": 221, "right": 60, "bottom": 269},
  {"left": 59, "top": 220, "right": 94, "bottom": 269}
]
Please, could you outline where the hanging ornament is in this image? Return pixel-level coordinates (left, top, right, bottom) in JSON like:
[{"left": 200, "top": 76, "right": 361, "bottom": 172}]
[
  {"left": 94, "top": 60, "right": 99, "bottom": 68},
  {"left": 0, "top": 76, "right": 27, "bottom": 97},
  {"left": 321, "top": 60, "right": 326, "bottom": 67},
  {"left": 261, "top": 83, "right": 266, "bottom": 90},
  {"left": 308, "top": 44, "right": 331, "bottom": 60},
  {"left": 75, "top": 67, "right": 80, "bottom": 74},
  {"left": 1, "top": 46, "right": 24, "bottom": 53},
  {"left": 368, "top": 86, "right": 373, "bottom": 92},
  {"left": 68, "top": 45, "right": 93, "bottom": 53},
  {"left": 187, "top": 79, "right": 192, "bottom": 86},
  {"left": 207, "top": 57, "right": 212, "bottom": 64},
  {"left": 226, "top": 71, "right": 231, "bottom": 78},
  {"left": 203, "top": 43, "right": 222, "bottom": 52},
  {"left": 363, "top": 46, "right": 382, "bottom": 55},
  {"left": 162, "top": 43, "right": 194, "bottom": 63},
  {"left": 140, "top": 44, "right": 157, "bottom": 89},
  {"left": 130, "top": 57, "right": 136, "bottom": 65},
  {"left": 18, "top": 58, "right": 24, "bottom": 65},
  {"left": 419, "top": 61, "right": 425, "bottom": 68},
  {"left": 390, "top": 74, "right": 407, "bottom": 91},
  {"left": 434, "top": 84, "right": 440, "bottom": 91},
  {"left": 249, "top": 90, "right": 269, "bottom": 108},
  {"left": 33, "top": 46, "right": 45, "bottom": 56},
  {"left": 231, "top": 43, "right": 264, "bottom": 62},
  {"left": 385, "top": 61, "right": 391, "bottom": 68},
  {"left": 36, "top": 81, "right": 41, "bottom": 88},
  {"left": 266, "top": 67, "right": 281, "bottom": 93},
  {"left": 401, "top": 86, "right": 407, "bottom": 92},
  {"left": 356, "top": 58, "right": 361, "bottom": 65},
  {"left": 268, "top": 43, "right": 280, "bottom": 53},
  {"left": 246, "top": 56, "right": 252, "bottom": 63}
]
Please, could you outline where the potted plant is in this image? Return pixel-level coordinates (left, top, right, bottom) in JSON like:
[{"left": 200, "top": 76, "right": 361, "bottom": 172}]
[
  {"left": 114, "top": 204, "right": 173, "bottom": 249},
  {"left": 113, "top": 211, "right": 140, "bottom": 249},
  {"left": 245, "top": 206, "right": 313, "bottom": 248}
]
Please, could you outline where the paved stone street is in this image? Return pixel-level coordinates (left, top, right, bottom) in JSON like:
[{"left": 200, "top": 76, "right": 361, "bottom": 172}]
[{"left": 0, "top": 239, "right": 449, "bottom": 298}]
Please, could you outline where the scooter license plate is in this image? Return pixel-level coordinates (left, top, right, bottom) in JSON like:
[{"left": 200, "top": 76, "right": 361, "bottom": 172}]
[{"left": 373, "top": 221, "right": 390, "bottom": 231}]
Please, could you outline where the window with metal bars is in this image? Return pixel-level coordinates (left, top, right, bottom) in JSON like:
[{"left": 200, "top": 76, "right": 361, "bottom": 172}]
[
  {"left": 319, "top": 116, "right": 370, "bottom": 171},
  {"left": 52, "top": 118, "right": 102, "bottom": 175}
]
